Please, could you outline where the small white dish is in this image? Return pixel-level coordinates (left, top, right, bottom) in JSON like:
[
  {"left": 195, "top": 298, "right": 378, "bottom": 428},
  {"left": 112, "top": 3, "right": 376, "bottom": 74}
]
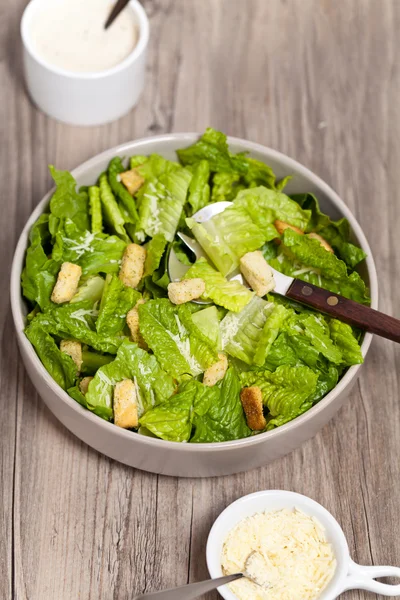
[
  {"left": 20, "top": 0, "right": 149, "bottom": 126},
  {"left": 207, "top": 490, "right": 400, "bottom": 600}
]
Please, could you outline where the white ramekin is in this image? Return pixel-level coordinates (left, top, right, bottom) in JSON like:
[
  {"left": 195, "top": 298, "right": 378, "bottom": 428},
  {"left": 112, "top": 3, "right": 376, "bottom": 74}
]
[
  {"left": 207, "top": 490, "right": 400, "bottom": 600},
  {"left": 20, "top": 0, "right": 149, "bottom": 126}
]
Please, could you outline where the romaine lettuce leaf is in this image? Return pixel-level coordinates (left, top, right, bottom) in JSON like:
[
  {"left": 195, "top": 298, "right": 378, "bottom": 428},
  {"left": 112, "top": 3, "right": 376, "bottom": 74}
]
[
  {"left": 25, "top": 318, "right": 77, "bottom": 390},
  {"left": 36, "top": 302, "right": 124, "bottom": 354},
  {"left": 70, "top": 275, "right": 105, "bottom": 304},
  {"left": 99, "top": 173, "right": 129, "bottom": 242},
  {"left": 187, "top": 160, "right": 210, "bottom": 214},
  {"left": 221, "top": 297, "right": 275, "bottom": 364},
  {"left": 108, "top": 157, "right": 139, "bottom": 222},
  {"left": 177, "top": 128, "right": 277, "bottom": 189},
  {"left": 85, "top": 340, "right": 175, "bottom": 421},
  {"left": 241, "top": 364, "right": 318, "bottom": 421},
  {"left": 144, "top": 233, "right": 168, "bottom": 277},
  {"left": 88, "top": 186, "right": 103, "bottom": 233},
  {"left": 191, "top": 367, "right": 251, "bottom": 442},
  {"left": 21, "top": 214, "right": 61, "bottom": 309},
  {"left": 138, "top": 299, "right": 217, "bottom": 378},
  {"left": 291, "top": 313, "right": 343, "bottom": 365},
  {"left": 140, "top": 379, "right": 219, "bottom": 442},
  {"left": 135, "top": 162, "right": 192, "bottom": 242},
  {"left": 253, "top": 304, "right": 290, "bottom": 366},
  {"left": 329, "top": 319, "right": 364, "bottom": 366},
  {"left": 187, "top": 203, "right": 270, "bottom": 276},
  {"left": 48, "top": 166, "right": 90, "bottom": 233},
  {"left": 191, "top": 306, "right": 221, "bottom": 351},
  {"left": 234, "top": 187, "right": 311, "bottom": 231},
  {"left": 96, "top": 274, "right": 140, "bottom": 335},
  {"left": 211, "top": 172, "right": 244, "bottom": 202},
  {"left": 291, "top": 192, "right": 367, "bottom": 268},
  {"left": 52, "top": 218, "right": 126, "bottom": 276},
  {"left": 184, "top": 258, "right": 254, "bottom": 312}
]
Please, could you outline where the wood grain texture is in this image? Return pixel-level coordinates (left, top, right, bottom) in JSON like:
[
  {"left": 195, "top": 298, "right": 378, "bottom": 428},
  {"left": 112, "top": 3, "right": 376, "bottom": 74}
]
[{"left": 1, "top": 1, "right": 400, "bottom": 599}]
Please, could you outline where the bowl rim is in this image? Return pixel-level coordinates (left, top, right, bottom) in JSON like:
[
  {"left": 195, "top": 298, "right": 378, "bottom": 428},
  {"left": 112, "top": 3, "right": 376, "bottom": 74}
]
[
  {"left": 20, "top": 0, "right": 149, "bottom": 80},
  {"left": 10, "top": 132, "right": 378, "bottom": 453}
]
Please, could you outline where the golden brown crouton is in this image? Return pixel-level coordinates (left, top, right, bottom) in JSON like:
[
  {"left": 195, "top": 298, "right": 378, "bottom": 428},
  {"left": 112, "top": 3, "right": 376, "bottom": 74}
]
[
  {"left": 120, "top": 169, "right": 145, "bottom": 196},
  {"left": 126, "top": 299, "right": 148, "bottom": 349},
  {"left": 79, "top": 376, "right": 93, "bottom": 395},
  {"left": 203, "top": 353, "right": 228, "bottom": 386},
  {"left": 240, "top": 251, "right": 275, "bottom": 297},
  {"left": 168, "top": 278, "right": 206, "bottom": 304},
  {"left": 119, "top": 243, "right": 146, "bottom": 288},
  {"left": 240, "top": 386, "right": 266, "bottom": 431},
  {"left": 306, "top": 232, "right": 334, "bottom": 253},
  {"left": 274, "top": 220, "right": 304, "bottom": 236},
  {"left": 114, "top": 379, "right": 139, "bottom": 429},
  {"left": 60, "top": 340, "right": 82, "bottom": 373},
  {"left": 51, "top": 262, "right": 82, "bottom": 304}
]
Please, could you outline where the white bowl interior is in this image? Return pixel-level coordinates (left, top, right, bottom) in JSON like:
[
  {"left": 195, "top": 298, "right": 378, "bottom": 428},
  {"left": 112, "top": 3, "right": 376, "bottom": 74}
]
[
  {"left": 206, "top": 490, "right": 350, "bottom": 600},
  {"left": 10, "top": 134, "right": 378, "bottom": 461}
]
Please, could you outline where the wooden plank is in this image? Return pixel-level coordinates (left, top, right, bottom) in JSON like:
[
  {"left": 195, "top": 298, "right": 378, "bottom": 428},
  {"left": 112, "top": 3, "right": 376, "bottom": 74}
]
[{"left": 0, "top": 1, "right": 399, "bottom": 599}]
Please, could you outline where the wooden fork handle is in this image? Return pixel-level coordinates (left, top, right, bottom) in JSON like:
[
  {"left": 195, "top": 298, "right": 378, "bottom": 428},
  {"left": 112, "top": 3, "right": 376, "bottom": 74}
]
[{"left": 286, "top": 279, "right": 400, "bottom": 343}]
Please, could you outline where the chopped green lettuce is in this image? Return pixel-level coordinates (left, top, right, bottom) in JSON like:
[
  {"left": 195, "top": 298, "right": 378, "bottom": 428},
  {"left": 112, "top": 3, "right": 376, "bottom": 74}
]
[
  {"left": 269, "top": 229, "right": 369, "bottom": 303},
  {"left": 144, "top": 233, "right": 168, "bottom": 277},
  {"left": 221, "top": 297, "right": 275, "bottom": 364},
  {"left": 99, "top": 172, "right": 129, "bottom": 242},
  {"left": 211, "top": 172, "right": 244, "bottom": 202},
  {"left": 48, "top": 166, "right": 90, "bottom": 233},
  {"left": 184, "top": 258, "right": 254, "bottom": 312},
  {"left": 187, "top": 160, "right": 210, "bottom": 214},
  {"left": 138, "top": 299, "right": 217, "bottom": 378},
  {"left": 108, "top": 157, "right": 139, "bottom": 222},
  {"left": 71, "top": 275, "right": 105, "bottom": 304},
  {"left": 21, "top": 214, "right": 61, "bottom": 309},
  {"left": 191, "top": 306, "right": 221, "bottom": 351},
  {"left": 84, "top": 340, "right": 175, "bottom": 421},
  {"left": 25, "top": 318, "right": 77, "bottom": 390},
  {"left": 253, "top": 304, "right": 290, "bottom": 366},
  {"left": 329, "top": 319, "right": 364, "bottom": 366},
  {"left": 234, "top": 187, "right": 311, "bottom": 231},
  {"left": 241, "top": 365, "right": 318, "bottom": 428},
  {"left": 52, "top": 218, "right": 126, "bottom": 276},
  {"left": 96, "top": 274, "right": 140, "bottom": 335},
  {"left": 88, "top": 186, "right": 103, "bottom": 233},
  {"left": 135, "top": 159, "right": 192, "bottom": 243},
  {"left": 177, "top": 128, "right": 277, "bottom": 189}
]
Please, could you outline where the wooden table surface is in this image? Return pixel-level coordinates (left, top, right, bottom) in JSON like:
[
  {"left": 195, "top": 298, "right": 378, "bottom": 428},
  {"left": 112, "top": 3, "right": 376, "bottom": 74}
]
[{"left": 2, "top": 1, "right": 400, "bottom": 598}]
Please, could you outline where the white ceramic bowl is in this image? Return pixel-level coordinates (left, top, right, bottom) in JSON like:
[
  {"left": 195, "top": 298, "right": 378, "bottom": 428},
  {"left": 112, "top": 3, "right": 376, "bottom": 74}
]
[
  {"left": 10, "top": 134, "right": 378, "bottom": 477},
  {"left": 207, "top": 490, "right": 400, "bottom": 600},
  {"left": 21, "top": 0, "right": 149, "bottom": 126}
]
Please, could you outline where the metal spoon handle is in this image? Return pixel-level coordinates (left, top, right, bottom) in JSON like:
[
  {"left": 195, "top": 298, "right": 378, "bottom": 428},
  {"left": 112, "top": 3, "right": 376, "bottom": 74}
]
[{"left": 133, "top": 573, "right": 243, "bottom": 600}]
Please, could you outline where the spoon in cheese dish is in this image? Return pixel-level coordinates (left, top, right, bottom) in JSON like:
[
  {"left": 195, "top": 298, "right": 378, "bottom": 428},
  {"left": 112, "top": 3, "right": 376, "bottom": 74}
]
[{"left": 132, "top": 551, "right": 269, "bottom": 600}]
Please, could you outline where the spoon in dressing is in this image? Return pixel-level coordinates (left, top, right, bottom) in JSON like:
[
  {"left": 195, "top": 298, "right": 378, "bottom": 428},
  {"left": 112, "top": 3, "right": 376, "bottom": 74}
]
[
  {"left": 104, "top": 0, "right": 130, "bottom": 29},
  {"left": 132, "top": 551, "right": 269, "bottom": 600}
]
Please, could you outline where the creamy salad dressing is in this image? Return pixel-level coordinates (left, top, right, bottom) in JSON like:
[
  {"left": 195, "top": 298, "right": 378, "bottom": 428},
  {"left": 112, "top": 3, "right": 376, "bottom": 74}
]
[{"left": 30, "top": 0, "right": 138, "bottom": 73}]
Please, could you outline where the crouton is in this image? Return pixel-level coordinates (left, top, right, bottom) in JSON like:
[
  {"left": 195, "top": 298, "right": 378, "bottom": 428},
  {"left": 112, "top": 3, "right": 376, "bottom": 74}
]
[
  {"left": 120, "top": 169, "right": 145, "bottom": 196},
  {"left": 307, "top": 232, "right": 334, "bottom": 253},
  {"left": 203, "top": 353, "right": 228, "bottom": 386},
  {"left": 274, "top": 220, "right": 304, "bottom": 236},
  {"left": 114, "top": 379, "right": 139, "bottom": 429},
  {"left": 51, "top": 262, "right": 82, "bottom": 304},
  {"left": 119, "top": 243, "right": 146, "bottom": 288},
  {"left": 126, "top": 299, "right": 148, "bottom": 349},
  {"left": 60, "top": 340, "right": 82, "bottom": 373},
  {"left": 240, "top": 251, "right": 275, "bottom": 296},
  {"left": 240, "top": 386, "right": 266, "bottom": 431},
  {"left": 79, "top": 376, "right": 93, "bottom": 395},
  {"left": 168, "top": 278, "right": 206, "bottom": 304}
]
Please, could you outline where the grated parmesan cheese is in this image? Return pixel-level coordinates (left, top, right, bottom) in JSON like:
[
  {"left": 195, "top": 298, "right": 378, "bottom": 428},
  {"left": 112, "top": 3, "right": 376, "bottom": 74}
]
[{"left": 221, "top": 508, "right": 336, "bottom": 600}]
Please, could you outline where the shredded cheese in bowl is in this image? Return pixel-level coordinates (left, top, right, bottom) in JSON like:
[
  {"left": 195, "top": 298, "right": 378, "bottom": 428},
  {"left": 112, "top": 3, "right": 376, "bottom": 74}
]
[{"left": 221, "top": 508, "right": 336, "bottom": 600}]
